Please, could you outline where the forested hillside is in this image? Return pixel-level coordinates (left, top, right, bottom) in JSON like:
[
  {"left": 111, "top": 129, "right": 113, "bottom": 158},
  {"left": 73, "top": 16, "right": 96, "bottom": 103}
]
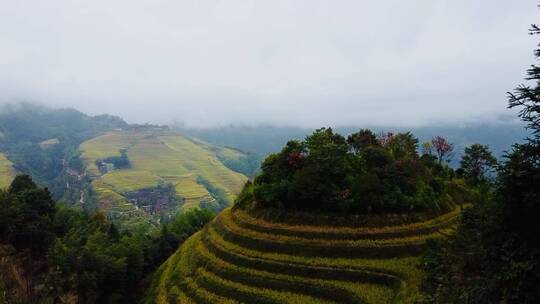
[
  {"left": 0, "top": 175, "right": 216, "bottom": 303},
  {"left": 0, "top": 103, "right": 127, "bottom": 201}
]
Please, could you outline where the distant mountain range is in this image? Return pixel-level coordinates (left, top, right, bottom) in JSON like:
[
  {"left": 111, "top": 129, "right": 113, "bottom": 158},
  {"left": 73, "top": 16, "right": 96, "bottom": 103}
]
[{"left": 178, "top": 122, "right": 530, "bottom": 167}]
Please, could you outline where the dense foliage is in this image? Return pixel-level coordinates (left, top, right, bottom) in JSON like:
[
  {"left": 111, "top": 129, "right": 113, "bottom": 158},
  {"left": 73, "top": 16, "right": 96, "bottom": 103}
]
[
  {"left": 0, "top": 175, "right": 214, "bottom": 304},
  {"left": 237, "top": 128, "right": 468, "bottom": 214},
  {"left": 421, "top": 20, "right": 540, "bottom": 303},
  {"left": 102, "top": 149, "right": 131, "bottom": 169},
  {"left": 457, "top": 144, "right": 497, "bottom": 185}
]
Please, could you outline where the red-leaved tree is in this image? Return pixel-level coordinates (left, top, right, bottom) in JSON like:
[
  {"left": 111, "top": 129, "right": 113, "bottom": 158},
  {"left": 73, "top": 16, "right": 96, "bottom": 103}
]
[{"left": 431, "top": 136, "right": 454, "bottom": 163}]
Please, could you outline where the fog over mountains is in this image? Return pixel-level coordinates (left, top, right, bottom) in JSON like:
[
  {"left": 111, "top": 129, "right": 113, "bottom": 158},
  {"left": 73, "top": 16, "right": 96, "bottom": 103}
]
[{"left": 1, "top": 0, "right": 538, "bottom": 127}]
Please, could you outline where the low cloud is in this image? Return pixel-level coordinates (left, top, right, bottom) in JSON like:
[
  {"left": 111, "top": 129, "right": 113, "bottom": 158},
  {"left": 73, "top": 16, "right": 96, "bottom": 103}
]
[{"left": 0, "top": 0, "right": 537, "bottom": 127}]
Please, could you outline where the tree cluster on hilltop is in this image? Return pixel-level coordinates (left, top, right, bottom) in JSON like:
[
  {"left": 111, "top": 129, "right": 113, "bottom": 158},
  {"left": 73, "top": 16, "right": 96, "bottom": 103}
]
[{"left": 236, "top": 127, "right": 477, "bottom": 214}]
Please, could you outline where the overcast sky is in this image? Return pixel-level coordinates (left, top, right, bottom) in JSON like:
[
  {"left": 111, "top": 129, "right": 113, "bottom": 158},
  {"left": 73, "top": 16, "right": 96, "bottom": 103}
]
[{"left": 0, "top": 0, "right": 538, "bottom": 127}]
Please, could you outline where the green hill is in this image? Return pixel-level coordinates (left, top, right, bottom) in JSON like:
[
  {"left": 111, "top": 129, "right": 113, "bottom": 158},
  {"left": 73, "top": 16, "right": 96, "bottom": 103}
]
[
  {"left": 79, "top": 130, "right": 248, "bottom": 217},
  {"left": 146, "top": 128, "right": 472, "bottom": 303},
  {"left": 146, "top": 206, "right": 463, "bottom": 303},
  {"left": 0, "top": 152, "right": 15, "bottom": 188}
]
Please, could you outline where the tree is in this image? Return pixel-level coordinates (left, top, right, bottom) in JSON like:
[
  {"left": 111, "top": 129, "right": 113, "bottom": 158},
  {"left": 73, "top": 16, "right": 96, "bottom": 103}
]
[
  {"left": 421, "top": 141, "right": 434, "bottom": 156},
  {"left": 459, "top": 144, "right": 497, "bottom": 185},
  {"left": 389, "top": 132, "right": 419, "bottom": 159},
  {"left": 377, "top": 132, "right": 393, "bottom": 147},
  {"left": 8, "top": 174, "right": 41, "bottom": 195},
  {"left": 508, "top": 24, "right": 540, "bottom": 144},
  {"left": 0, "top": 175, "right": 56, "bottom": 257},
  {"left": 431, "top": 136, "right": 454, "bottom": 163},
  {"left": 421, "top": 14, "right": 540, "bottom": 303},
  {"left": 347, "top": 129, "right": 378, "bottom": 153},
  {"left": 248, "top": 128, "right": 457, "bottom": 214},
  {"left": 502, "top": 22, "right": 540, "bottom": 242}
]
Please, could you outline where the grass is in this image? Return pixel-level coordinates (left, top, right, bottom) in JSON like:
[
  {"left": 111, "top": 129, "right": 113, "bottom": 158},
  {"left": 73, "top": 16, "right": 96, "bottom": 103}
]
[
  {"left": 0, "top": 153, "right": 14, "bottom": 189},
  {"left": 79, "top": 131, "right": 248, "bottom": 213},
  {"left": 147, "top": 206, "right": 462, "bottom": 303}
]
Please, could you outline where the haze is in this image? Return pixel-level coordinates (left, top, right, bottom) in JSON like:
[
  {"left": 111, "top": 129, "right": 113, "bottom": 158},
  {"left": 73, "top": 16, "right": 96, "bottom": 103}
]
[{"left": 0, "top": 0, "right": 537, "bottom": 127}]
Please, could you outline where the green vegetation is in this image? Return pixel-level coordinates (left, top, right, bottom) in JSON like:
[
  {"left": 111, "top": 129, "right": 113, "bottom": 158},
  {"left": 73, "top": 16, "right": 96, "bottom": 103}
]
[
  {"left": 0, "top": 152, "right": 15, "bottom": 188},
  {"left": 80, "top": 131, "right": 248, "bottom": 217},
  {"left": 239, "top": 128, "right": 464, "bottom": 214},
  {"left": 0, "top": 104, "right": 127, "bottom": 201},
  {"left": 147, "top": 204, "right": 464, "bottom": 303},
  {"left": 419, "top": 19, "right": 540, "bottom": 303},
  {"left": 0, "top": 175, "right": 215, "bottom": 303},
  {"left": 178, "top": 123, "right": 527, "bottom": 169},
  {"left": 147, "top": 127, "right": 470, "bottom": 303}
]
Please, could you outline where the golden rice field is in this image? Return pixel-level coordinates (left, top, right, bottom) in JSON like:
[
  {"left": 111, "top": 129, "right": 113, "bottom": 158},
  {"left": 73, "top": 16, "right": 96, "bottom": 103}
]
[
  {"left": 39, "top": 138, "right": 60, "bottom": 149},
  {"left": 79, "top": 131, "right": 247, "bottom": 213},
  {"left": 146, "top": 206, "right": 464, "bottom": 304},
  {"left": 0, "top": 152, "right": 15, "bottom": 189}
]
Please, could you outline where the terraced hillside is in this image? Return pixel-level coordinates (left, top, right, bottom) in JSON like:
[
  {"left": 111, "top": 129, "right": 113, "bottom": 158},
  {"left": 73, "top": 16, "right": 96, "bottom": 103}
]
[
  {"left": 147, "top": 205, "right": 464, "bottom": 304},
  {"left": 79, "top": 131, "right": 248, "bottom": 216},
  {"left": 0, "top": 152, "right": 15, "bottom": 188}
]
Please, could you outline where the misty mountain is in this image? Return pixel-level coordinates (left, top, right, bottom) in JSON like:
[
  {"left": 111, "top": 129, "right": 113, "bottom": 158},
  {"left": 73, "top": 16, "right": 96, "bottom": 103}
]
[
  {"left": 178, "top": 122, "right": 530, "bottom": 167},
  {"left": 0, "top": 104, "right": 128, "bottom": 198}
]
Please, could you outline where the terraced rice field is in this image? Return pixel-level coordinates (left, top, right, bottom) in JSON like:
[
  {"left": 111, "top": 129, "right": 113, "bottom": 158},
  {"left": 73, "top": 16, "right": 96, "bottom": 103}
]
[
  {"left": 0, "top": 152, "right": 15, "bottom": 188},
  {"left": 148, "top": 206, "right": 464, "bottom": 303},
  {"left": 80, "top": 131, "right": 247, "bottom": 213}
]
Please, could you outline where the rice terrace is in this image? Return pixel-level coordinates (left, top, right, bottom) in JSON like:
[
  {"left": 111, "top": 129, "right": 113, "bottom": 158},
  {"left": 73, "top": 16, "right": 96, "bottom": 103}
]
[
  {"left": 0, "top": 153, "right": 14, "bottom": 188},
  {"left": 148, "top": 205, "right": 465, "bottom": 303},
  {"left": 0, "top": 1, "right": 539, "bottom": 303},
  {"left": 80, "top": 130, "right": 248, "bottom": 220}
]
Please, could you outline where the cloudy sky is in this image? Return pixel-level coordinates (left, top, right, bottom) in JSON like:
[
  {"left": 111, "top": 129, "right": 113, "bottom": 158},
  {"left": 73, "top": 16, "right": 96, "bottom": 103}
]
[{"left": 0, "top": 0, "right": 538, "bottom": 127}]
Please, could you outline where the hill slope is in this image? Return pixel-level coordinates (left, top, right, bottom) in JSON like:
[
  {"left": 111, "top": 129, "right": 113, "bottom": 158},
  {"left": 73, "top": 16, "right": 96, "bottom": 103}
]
[
  {"left": 147, "top": 206, "right": 463, "bottom": 303},
  {"left": 0, "top": 103, "right": 127, "bottom": 200},
  {"left": 80, "top": 130, "right": 248, "bottom": 217},
  {"left": 0, "top": 152, "right": 15, "bottom": 188}
]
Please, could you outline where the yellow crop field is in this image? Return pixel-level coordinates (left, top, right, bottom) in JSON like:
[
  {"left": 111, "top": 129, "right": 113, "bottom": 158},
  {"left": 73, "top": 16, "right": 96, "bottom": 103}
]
[
  {"left": 79, "top": 131, "right": 248, "bottom": 214},
  {"left": 80, "top": 132, "right": 139, "bottom": 176},
  {"left": 0, "top": 153, "right": 15, "bottom": 189},
  {"left": 146, "top": 206, "right": 465, "bottom": 304},
  {"left": 100, "top": 170, "right": 163, "bottom": 193},
  {"left": 39, "top": 138, "right": 60, "bottom": 149},
  {"left": 174, "top": 174, "right": 215, "bottom": 211}
]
